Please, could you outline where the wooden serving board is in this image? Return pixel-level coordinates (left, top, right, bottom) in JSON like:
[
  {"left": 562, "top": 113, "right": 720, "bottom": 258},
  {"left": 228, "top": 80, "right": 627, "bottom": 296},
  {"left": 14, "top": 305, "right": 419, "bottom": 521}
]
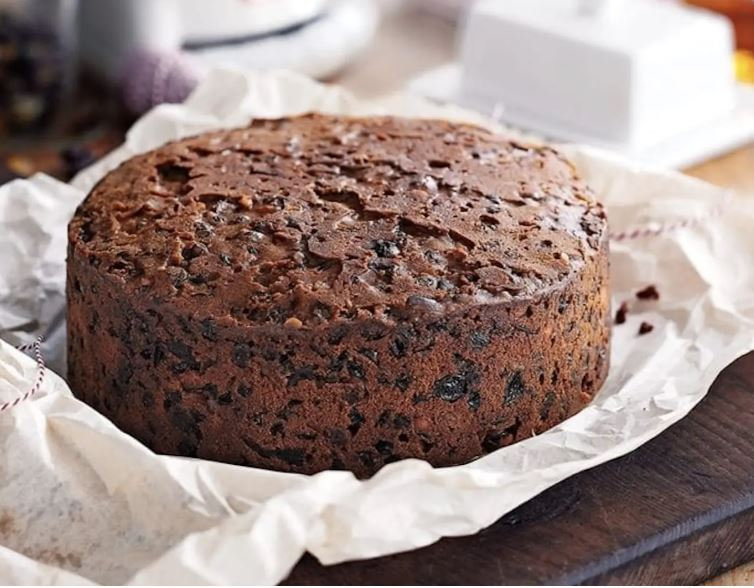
[{"left": 284, "top": 352, "right": 754, "bottom": 585}]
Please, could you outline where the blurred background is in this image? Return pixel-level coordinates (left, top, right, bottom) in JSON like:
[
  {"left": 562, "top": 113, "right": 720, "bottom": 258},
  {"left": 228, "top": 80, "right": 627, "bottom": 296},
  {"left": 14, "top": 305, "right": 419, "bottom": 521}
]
[{"left": 1, "top": 0, "right": 753, "bottom": 191}]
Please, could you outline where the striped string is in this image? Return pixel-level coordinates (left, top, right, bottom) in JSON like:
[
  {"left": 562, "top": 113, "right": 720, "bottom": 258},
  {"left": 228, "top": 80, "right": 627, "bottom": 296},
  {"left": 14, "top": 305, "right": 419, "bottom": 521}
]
[
  {"left": 609, "top": 193, "right": 731, "bottom": 242},
  {"left": 0, "top": 337, "right": 45, "bottom": 414}
]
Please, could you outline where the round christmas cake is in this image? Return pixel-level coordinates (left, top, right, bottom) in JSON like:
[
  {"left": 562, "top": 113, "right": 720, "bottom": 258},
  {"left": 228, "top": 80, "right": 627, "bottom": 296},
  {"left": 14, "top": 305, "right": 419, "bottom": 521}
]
[{"left": 67, "top": 114, "right": 610, "bottom": 477}]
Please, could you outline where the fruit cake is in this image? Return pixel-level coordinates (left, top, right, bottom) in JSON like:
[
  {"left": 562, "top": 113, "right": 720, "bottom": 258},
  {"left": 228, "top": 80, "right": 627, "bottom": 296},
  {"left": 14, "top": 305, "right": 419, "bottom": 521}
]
[{"left": 66, "top": 114, "right": 610, "bottom": 477}]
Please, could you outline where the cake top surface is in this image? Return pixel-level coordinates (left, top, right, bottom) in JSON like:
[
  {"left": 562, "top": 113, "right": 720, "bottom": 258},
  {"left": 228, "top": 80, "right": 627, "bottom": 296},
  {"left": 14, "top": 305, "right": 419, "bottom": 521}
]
[{"left": 70, "top": 114, "right": 606, "bottom": 325}]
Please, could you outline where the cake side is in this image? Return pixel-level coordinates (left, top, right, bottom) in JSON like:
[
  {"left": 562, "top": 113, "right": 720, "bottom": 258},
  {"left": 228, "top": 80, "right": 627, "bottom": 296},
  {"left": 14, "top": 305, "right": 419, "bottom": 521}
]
[{"left": 67, "top": 232, "right": 608, "bottom": 476}]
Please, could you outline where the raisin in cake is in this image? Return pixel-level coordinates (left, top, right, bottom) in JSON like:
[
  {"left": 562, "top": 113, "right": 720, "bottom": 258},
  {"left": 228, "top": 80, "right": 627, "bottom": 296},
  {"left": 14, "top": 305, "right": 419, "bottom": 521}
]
[{"left": 67, "top": 114, "right": 610, "bottom": 477}]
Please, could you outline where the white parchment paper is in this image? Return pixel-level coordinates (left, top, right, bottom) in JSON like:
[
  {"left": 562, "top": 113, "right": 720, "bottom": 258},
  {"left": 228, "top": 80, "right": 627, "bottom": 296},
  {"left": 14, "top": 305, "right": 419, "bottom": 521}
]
[{"left": 1, "top": 69, "right": 753, "bottom": 585}]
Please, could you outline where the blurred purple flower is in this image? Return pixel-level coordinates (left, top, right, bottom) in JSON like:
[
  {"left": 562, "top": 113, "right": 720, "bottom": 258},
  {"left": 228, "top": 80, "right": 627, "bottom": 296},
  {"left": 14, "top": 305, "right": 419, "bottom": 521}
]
[{"left": 121, "top": 49, "right": 200, "bottom": 114}]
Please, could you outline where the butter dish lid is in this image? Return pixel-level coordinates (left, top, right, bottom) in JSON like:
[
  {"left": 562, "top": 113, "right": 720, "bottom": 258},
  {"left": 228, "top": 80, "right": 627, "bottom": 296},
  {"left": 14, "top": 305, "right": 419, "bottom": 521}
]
[{"left": 470, "top": 0, "right": 732, "bottom": 53}]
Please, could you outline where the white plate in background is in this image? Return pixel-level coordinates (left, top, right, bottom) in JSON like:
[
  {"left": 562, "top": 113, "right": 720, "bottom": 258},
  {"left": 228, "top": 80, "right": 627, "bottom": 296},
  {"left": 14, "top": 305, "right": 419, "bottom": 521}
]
[{"left": 189, "top": 0, "right": 379, "bottom": 81}]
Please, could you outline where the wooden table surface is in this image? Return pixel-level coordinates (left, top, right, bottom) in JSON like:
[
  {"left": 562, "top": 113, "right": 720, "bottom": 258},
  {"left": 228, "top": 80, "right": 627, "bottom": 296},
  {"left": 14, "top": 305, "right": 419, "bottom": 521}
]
[{"left": 332, "top": 4, "right": 754, "bottom": 585}]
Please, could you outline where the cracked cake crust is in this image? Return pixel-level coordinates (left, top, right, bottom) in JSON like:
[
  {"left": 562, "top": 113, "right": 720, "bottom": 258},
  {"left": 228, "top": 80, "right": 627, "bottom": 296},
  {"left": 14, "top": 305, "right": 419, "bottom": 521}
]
[{"left": 67, "top": 114, "right": 610, "bottom": 477}]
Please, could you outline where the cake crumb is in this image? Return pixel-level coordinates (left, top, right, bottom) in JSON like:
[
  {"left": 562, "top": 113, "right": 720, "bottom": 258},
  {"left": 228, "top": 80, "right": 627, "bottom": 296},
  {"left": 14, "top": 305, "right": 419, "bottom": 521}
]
[
  {"left": 615, "top": 301, "right": 629, "bottom": 325},
  {"left": 284, "top": 317, "right": 303, "bottom": 329},
  {"left": 638, "top": 321, "right": 654, "bottom": 335},
  {"left": 636, "top": 285, "right": 660, "bottom": 301}
]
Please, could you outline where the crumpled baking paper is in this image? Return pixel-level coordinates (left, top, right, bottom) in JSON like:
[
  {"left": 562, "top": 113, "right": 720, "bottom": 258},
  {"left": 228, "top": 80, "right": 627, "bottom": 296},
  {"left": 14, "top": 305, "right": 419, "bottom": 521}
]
[{"left": 1, "top": 69, "right": 753, "bottom": 585}]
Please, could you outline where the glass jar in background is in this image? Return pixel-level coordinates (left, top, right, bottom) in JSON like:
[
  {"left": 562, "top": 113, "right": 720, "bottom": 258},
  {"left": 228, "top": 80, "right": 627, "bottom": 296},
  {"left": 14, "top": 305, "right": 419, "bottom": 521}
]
[{"left": 0, "top": 0, "right": 78, "bottom": 138}]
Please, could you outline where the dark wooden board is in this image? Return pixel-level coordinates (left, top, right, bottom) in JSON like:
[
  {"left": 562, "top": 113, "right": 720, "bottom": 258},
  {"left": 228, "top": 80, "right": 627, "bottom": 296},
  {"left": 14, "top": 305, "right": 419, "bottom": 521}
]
[{"left": 285, "top": 352, "right": 754, "bottom": 585}]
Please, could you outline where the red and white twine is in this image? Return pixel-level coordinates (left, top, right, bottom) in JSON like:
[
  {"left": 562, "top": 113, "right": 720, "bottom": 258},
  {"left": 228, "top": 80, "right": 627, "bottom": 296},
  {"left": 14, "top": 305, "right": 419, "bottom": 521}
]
[
  {"left": 609, "top": 200, "right": 728, "bottom": 242},
  {"left": 0, "top": 337, "right": 45, "bottom": 414}
]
